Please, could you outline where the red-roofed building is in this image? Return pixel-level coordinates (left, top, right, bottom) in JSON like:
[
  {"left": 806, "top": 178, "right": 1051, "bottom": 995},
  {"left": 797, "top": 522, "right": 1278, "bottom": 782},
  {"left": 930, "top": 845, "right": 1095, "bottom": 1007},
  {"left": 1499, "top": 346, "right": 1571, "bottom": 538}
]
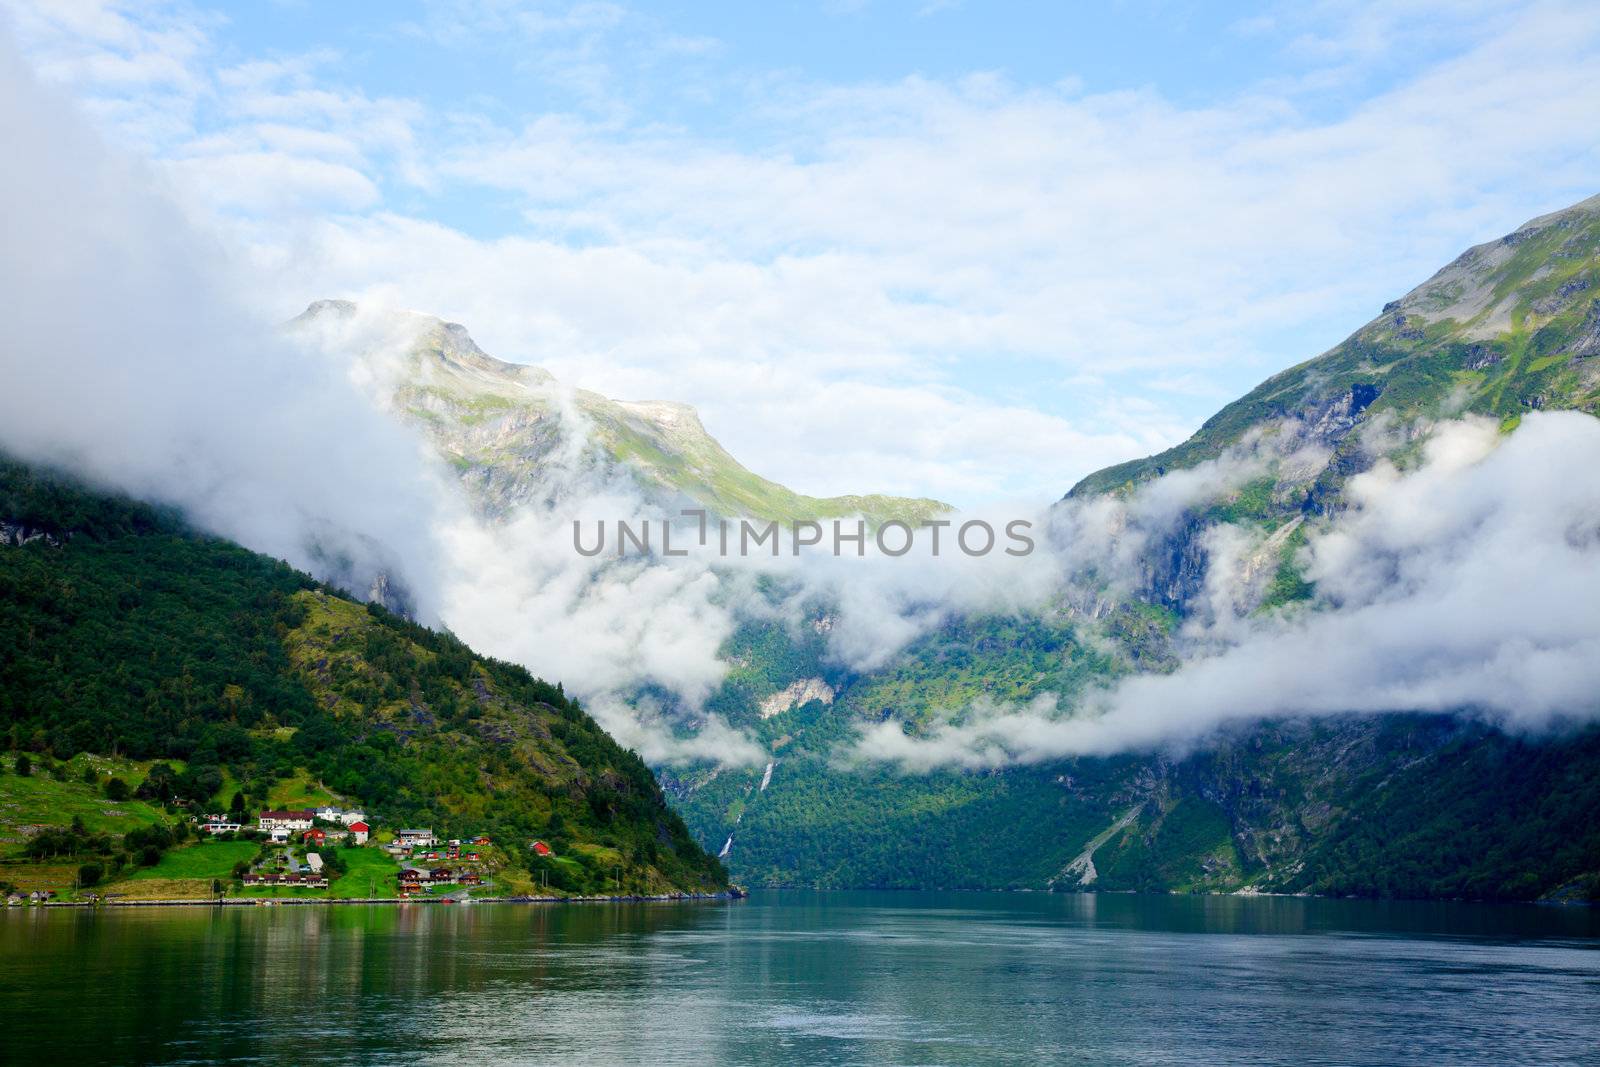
[
  {"left": 301, "top": 828, "right": 326, "bottom": 845},
  {"left": 350, "top": 821, "right": 370, "bottom": 845},
  {"left": 531, "top": 840, "right": 553, "bottom": 857}
]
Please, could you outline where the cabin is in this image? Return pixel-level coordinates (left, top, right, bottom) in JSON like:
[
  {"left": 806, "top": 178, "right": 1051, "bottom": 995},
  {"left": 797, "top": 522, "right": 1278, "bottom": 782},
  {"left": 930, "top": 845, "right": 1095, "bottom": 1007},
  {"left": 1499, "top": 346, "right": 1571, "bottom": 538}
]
[
  {"left": 301, "top": 828, "right": 327, "bottom": 845},
  {"left": 531, "top": 840, "right": 553, "bottom": 857}
]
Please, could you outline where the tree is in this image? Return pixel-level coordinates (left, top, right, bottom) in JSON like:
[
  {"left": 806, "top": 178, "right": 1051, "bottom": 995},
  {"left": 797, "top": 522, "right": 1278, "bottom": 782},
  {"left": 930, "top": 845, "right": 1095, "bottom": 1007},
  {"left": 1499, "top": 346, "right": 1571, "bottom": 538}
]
[
  {"left": 81, "top": 765, "right": 99, "bottom": 786},
  {"left": 13, "top": 754, "right": 30, "bottom": 777},
  {"left": 138, "top": 844, "right": 161, "bottom": 867},
  {"left": 78, "top": 863, "right": 103, "bottom": 887},
  {"left": 211, "top": 878, "right": 224, "bottom": 898},
  {"left": 104, "top": 777, "right": 130, "bottom": 801}
]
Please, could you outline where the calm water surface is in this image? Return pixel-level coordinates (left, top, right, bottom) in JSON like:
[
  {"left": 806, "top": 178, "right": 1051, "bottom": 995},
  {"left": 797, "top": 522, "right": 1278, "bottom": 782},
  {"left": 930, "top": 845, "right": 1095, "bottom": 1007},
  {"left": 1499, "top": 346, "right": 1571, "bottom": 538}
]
[{"left": 2, "top": 891, "right": 1598, "bottom": 1066}]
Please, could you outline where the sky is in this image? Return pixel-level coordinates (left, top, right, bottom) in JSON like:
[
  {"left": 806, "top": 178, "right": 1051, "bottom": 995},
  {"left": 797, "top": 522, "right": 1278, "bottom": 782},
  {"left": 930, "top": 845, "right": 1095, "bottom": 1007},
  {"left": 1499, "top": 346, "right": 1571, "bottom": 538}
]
[{"left": 4, "top": 0, "right": 1599, "bottom": 506}]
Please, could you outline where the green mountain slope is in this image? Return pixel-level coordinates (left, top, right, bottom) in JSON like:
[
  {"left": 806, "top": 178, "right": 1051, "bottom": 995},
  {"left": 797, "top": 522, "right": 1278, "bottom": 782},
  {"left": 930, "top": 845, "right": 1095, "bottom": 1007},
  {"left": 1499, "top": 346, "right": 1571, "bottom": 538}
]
[
  {"left": 1073, "top": 193, "right": 1600, "bottom": 498},
  {"left": 295, "top": 300, "right": 947, "bottom": 525},
  {"left": 672, "top": 193, "right": 1600, "bottom": 901},
  {"left": 0, "top": 457, "right": 725, "bottom": 898}
]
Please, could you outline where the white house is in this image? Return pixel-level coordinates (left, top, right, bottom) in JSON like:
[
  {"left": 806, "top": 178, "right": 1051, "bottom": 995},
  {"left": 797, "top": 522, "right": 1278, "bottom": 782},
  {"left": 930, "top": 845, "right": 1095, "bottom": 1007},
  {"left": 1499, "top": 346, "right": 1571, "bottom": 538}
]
[
  {"left": 314, "top": 806, "right": 369, "bottom": 826},
  {"left": 202, "top": 820, "right": 241, "bottom": 835},
  {"left": 268, "top": 827, "right": 291, "bottom": 843},
  {"left": 350, "top": 821, "right": 371, "bottom": 845},
  {"left": 397, "top": 828, "right": 436, "bottom": 848},
  {"left": 259, "top": 810, "right": 314, "bottom": 831}
]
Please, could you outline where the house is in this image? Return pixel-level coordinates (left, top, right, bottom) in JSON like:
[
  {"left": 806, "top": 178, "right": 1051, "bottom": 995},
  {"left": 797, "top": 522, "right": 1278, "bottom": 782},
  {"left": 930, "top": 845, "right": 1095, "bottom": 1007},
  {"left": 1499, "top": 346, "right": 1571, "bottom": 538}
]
[
  {"left": 473, "top": 836, "right": 492, "bottom": 845},
  {"left": 350, "top": 821, "right": 370, "bottom": 845},
  {"left": 314, "top": 806, "right": 369, "bottom": 826},
  {"left": 531, "top": 840, "right": 553, "bottom": 857},
  {"left": 398, "top": 868, "right": 423, "bottom": 882},
  {"left": 202, "top": 820, "right": 242, "bottom": 835},
  {"left": 398, "top": 828, "right": 436, "bottom": 847},
  {"left": 243, "top": 872, "right": 329, "bottom": 888},
  {"left": 269, "top": 827, "right": 291, "bottom": 843},
  {"left": 430, "top": 867, "right": 456, "bottom": 884},
  {"left": 301, "top": 828, "right": 327, "bottom": 845},
  {"left": 259, "top": 810, "right": 314, "bottom": 831}
]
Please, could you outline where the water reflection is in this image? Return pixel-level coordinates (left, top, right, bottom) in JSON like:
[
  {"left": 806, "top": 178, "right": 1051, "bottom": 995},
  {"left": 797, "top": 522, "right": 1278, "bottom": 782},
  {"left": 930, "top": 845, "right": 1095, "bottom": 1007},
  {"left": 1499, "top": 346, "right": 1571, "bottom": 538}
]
[{"left": 1, "top": 893, "right": 1596, "bottom": 1066}]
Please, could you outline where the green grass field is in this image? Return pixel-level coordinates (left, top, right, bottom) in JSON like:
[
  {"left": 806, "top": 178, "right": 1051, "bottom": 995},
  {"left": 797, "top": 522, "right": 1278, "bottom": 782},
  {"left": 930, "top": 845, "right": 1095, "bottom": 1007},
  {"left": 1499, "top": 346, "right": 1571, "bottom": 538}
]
[
  {"left": 127, "top": 840, "right": 258, "bottom": 881},
  {"left": 0, "top": 759, "right": 169, "bottom": 851},
  {"left": 328, "top": 848, "right": 401, "bottom": 899},
  {"left": 265, "top": 770, "right": 341, "bottom": 810}
]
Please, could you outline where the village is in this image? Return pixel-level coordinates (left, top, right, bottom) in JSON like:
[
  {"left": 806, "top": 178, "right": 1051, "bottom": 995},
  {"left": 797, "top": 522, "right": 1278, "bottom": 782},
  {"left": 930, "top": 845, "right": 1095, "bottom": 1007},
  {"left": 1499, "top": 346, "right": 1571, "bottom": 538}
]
[
  {"left": 234, "top": 809, "right": 485, "bottom": 897},
  {"left": 196, "top": 807, "right": 554, "bottom": 900}
]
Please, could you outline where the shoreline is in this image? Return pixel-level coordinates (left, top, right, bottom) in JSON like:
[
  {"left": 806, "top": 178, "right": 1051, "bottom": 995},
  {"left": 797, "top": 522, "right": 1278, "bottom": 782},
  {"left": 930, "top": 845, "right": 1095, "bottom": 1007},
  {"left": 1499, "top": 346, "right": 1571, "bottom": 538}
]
[{"left": 13, "top": 890, "right": 742, "bottom": 910}]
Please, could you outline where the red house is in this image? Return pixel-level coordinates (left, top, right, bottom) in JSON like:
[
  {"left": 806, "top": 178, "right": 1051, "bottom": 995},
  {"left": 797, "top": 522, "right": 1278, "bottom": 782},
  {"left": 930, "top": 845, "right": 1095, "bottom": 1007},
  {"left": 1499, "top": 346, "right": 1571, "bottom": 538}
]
[
  {"left": 349, "top": 821, "right": 370, "bottom": 844},
  {"left": 531, "top": 840, "right": 553, "bottom": 857},
  {"left": 301, "top": 828, "right": 326, "bottom": 845}
]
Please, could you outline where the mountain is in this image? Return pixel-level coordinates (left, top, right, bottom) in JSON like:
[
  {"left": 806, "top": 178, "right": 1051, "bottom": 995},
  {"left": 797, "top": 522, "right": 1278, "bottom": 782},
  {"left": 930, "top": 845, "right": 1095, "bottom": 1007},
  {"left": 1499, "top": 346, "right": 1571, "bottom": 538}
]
[
  {"left": 1074, "top": 192, "right": 1600, "bottom": 498},
  {"left": 668, "top": 194, "right": 1600, "bottom": 902},
  {"left": 0, "top": 456, "right": 726, "bottom": 899},
  {"left": 292, "top": 299, "right": 947, "bottom": 526}
]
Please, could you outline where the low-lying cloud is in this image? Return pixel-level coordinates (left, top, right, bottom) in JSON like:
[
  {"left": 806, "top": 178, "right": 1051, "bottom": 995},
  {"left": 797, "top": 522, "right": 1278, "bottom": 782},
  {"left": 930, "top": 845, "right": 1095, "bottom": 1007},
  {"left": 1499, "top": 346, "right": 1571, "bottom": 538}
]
[
  {"left": 0, "top": 41, "right": 453, "bottom": 621},
  {"left": 856, "top": 412, "right": 1600, "bottom": 770}
]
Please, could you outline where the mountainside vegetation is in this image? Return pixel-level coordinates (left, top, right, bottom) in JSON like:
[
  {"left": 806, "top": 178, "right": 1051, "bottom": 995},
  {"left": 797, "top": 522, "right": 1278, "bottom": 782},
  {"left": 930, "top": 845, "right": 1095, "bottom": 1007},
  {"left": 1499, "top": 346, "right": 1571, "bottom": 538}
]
[
  {"left": 671, "top": 194, "right": 1600, "bottom": 902},
  {"left": 0, "top": 457, "right": 725, "bottom": 899}
]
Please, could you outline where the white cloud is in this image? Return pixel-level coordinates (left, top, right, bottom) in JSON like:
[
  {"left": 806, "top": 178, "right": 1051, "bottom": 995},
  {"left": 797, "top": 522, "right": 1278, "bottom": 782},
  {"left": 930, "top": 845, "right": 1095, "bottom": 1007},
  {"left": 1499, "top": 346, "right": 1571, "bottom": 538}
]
[
  {"left": 855, "top": 412, "right": 1600, "bottom": 769},
  {"left": 0, "top": 39, "right": 453, "bottom": 620},
  {"left": 9, "top": 1, "right": 1600, "bottom": 506}
]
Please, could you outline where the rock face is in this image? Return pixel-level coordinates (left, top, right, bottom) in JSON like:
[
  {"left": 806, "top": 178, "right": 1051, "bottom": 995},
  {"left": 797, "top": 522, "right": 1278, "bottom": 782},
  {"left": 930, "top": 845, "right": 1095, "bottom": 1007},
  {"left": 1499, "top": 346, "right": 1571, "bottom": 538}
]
[{"left": 758, "top": 678, "right": 834, "bottom": 720}]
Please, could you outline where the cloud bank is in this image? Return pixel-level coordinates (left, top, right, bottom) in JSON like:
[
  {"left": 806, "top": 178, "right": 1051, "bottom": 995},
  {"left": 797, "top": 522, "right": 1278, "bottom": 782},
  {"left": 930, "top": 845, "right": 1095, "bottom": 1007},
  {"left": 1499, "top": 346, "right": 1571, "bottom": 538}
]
[
  {"left": 0, "top": 41, "right": 452, "bottom": 620},
  {"left": 856, "top": 412, "right": 1600, "bottom": 770}
]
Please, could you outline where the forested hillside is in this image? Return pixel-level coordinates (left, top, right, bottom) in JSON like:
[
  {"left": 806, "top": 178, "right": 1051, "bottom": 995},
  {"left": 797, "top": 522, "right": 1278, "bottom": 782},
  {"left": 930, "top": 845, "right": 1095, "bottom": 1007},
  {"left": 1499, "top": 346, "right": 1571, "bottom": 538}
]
[{"left": 0, "top": 457, "right": 725, "bottom": 897}]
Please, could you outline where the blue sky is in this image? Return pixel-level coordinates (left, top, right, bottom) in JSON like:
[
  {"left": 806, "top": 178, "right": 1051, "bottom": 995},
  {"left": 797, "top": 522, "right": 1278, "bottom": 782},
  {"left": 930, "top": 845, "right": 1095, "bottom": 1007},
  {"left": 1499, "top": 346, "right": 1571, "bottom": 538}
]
[{"left": 5, "top": 0, "right": 1599, "bottom": 503}]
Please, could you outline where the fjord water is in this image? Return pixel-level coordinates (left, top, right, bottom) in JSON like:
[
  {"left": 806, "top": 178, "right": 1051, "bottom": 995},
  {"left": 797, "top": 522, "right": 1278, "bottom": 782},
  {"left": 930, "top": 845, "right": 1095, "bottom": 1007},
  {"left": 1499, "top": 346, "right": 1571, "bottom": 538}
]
[{"left": 2, "top": 893, "right": 1597, "bottom": 1066}]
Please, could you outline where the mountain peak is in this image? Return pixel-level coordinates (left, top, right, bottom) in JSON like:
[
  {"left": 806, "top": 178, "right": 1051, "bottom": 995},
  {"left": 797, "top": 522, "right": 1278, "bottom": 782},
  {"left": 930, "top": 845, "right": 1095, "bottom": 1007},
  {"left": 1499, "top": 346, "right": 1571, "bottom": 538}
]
[
  {"left": 1388, "top": 192, "right": 1600, "bottom": 340},
  {"left": 296, "top": 300, "right": 949, "bottom": 524}
]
